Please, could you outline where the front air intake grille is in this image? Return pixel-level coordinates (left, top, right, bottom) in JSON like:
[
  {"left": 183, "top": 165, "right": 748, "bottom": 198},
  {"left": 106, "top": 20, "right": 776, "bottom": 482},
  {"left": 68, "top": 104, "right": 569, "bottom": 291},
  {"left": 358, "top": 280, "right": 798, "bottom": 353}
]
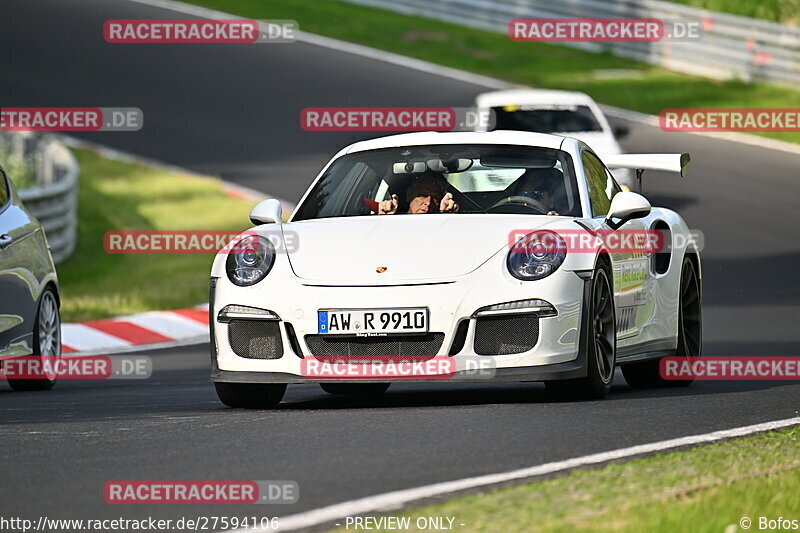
[
  {"left": 228, "top": 320, "right": 284, "bottom": 359},
  {"left": 304, "top": 333, "right": 445, "bottom": 357},
  {"left": 474, "top": 315, "right": 539, "bottom": 355}
]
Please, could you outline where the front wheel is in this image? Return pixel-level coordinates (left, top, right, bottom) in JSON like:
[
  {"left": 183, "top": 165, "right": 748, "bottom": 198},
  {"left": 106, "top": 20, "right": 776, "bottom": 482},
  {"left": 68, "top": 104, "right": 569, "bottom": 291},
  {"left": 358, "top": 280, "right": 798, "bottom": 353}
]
[
  {"left": 214, "top": 382, "right": 286, "bottom": 408},
  {"left": 546, "top": 264, "right": 616, "bottom": 401},
  {"left": 7, "top": 287, "right": 61, "bottom": 391}
]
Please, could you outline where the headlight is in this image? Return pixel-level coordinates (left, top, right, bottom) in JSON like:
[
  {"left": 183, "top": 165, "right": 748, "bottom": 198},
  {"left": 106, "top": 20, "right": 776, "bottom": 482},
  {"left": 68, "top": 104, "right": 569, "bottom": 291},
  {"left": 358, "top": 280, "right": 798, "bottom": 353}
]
[
  {"left": 507, "top": 231, "right": 567, "bottom": 281},
  {"left": 226, "top": 235, "right": 275, "bottom": 286}
]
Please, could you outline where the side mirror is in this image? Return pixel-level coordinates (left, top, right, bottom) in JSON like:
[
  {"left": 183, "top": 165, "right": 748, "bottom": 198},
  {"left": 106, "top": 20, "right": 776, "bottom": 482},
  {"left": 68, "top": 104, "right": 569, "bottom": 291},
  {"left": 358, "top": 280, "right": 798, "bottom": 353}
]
[
  {"left": 249, "top": 198, "right": 283, "bottom": 225},
  {"left": 605, "top": 191, "right": 651, "bottom": 229},
  {"left": 613, "top": 124, "right": 630, "bottom": 139}
]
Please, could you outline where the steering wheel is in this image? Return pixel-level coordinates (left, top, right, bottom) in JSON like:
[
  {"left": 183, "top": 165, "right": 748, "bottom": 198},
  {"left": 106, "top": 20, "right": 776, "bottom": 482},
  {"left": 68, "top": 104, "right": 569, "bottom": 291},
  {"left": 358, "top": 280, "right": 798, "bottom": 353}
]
[{"left": 489, "top": 195, "right": 548, "bottom": 214}]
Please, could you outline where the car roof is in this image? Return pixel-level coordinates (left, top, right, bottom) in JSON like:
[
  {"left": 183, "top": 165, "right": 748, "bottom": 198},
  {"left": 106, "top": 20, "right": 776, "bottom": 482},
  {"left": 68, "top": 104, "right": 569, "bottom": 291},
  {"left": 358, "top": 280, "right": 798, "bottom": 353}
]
[
  {"left": 475, "top": 89, "right": 596, "bottom": 108},
  {"left": 343, "top": 130, "right": 568, "bottom": 154}
]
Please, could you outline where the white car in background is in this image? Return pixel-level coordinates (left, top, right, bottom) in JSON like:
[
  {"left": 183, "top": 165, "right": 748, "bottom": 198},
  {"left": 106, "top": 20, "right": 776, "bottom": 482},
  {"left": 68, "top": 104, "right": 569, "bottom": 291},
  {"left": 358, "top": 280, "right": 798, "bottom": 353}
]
[{"left": 475, "top": 89, "right": 633, "bottom": 188}]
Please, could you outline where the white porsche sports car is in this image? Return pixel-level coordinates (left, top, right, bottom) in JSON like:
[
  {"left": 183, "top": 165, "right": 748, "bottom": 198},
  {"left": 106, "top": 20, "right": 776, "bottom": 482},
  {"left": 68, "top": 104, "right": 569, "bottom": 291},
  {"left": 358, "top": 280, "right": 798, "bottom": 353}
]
[{"left": 210, "top": 131, "right": 701, "bottom": 408}]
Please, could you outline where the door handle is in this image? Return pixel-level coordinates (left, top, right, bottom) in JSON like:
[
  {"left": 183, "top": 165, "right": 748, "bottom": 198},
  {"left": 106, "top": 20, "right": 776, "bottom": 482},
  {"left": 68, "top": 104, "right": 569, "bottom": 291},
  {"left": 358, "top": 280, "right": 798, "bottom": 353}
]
[{"left": 0, "top": 234, "right": 13, "bottom": 250}]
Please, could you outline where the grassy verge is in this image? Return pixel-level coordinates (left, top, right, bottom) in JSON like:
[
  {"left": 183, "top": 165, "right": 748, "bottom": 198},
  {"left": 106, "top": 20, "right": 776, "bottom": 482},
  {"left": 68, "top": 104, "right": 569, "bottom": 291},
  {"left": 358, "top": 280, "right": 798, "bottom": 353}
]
[
  {"left": 669, "top": 0, "right": 800, "bottom": 25},
  {"left": 185, "top": 0, "right": 800, "bottom": 144},
  {"left": 331, "top": 425, "right": 800, "bottom": 532},
  {"left": 56, "top": 149, "right": 253, "bottom": 322}
]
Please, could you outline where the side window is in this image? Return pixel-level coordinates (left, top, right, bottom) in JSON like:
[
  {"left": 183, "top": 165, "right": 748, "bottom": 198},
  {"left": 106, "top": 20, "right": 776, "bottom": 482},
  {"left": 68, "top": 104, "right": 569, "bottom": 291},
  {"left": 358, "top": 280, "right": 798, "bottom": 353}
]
[
  {"left": 0, "top": 172, "right": 9, "bottom": 208},
  {"left": 582, "top": 151, "right": 615, "bottom": 216}
]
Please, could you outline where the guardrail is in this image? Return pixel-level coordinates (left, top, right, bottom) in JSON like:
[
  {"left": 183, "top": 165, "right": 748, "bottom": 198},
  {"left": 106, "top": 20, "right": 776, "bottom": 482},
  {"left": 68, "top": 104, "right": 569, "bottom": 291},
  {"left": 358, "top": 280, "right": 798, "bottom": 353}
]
[
  {"left": 0, "top": 132, "right": 79, "bottom": 264},
  {"left": 342, "top": 0, "right": 800, "bottom": 85}
]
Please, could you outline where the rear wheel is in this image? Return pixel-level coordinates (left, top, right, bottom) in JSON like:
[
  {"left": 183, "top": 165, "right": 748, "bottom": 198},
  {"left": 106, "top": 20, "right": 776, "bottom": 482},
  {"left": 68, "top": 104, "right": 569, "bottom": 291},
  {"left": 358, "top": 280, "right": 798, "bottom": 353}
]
[
  {"left": 622, "top": 256, "right": 702, "bottom": 388},
  {"left": 214, "top": 382, "right": 286, "bottom": 408},
  {"left": 320, "top": 383, "right": 390, "bottom": 396},
  {"left": 546, "top": 264, "right": 616, "bottom": 401},
  {"left": 7, "top": 287, "right": 61, "bottom": 391}
]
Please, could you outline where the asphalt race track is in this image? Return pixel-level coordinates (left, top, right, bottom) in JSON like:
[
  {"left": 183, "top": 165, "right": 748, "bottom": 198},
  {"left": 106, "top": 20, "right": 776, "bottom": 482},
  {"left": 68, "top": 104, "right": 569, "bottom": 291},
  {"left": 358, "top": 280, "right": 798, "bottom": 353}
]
[{"left": 2, "top": 0, "right": 800, "bottom": 528}]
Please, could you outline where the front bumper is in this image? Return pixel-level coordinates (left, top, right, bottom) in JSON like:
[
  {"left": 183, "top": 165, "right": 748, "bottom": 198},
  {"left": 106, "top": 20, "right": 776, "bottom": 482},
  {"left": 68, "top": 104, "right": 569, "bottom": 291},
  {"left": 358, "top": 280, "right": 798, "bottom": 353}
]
[
  {"left": 210, "top": 263, "right": 590, "bottom": 383},
  {"left": 210, "top": 358, "right": 588, "bottom": 384}
]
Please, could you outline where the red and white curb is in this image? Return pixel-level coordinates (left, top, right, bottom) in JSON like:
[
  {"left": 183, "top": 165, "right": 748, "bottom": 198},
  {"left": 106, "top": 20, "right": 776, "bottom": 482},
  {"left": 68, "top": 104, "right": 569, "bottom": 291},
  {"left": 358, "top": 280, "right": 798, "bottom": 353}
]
[{"left": 61, "top": 304, "right": 209, "bottom": 355}]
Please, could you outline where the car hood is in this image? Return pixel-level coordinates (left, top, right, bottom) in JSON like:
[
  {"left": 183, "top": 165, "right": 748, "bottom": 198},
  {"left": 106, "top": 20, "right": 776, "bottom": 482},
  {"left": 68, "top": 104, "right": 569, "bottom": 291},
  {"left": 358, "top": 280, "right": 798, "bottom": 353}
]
[{"left": 284, "top": 214, "right": 565, "bottom": 285}]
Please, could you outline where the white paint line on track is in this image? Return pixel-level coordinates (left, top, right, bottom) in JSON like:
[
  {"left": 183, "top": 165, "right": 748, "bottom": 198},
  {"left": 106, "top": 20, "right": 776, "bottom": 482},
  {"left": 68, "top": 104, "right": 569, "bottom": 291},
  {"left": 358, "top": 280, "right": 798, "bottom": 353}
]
[
  {"left": 60, "top": 136, "right": 296, "bottom": 210},
  {"left": 61, "top": 135, "right": 217, "bottom": 179},
  {"left": 125, "top": 0, "right": 800, "bottom": 157},
  {"left": 244, "top": 417, "right": 800, "bottom": 532},
  {"left": 124, "top": 0, "right": 511, "bottom": 91}
]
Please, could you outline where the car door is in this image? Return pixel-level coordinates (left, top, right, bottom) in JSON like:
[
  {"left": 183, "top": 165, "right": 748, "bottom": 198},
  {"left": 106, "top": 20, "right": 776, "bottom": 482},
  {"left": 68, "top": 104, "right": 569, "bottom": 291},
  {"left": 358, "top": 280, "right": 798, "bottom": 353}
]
[
  {"left": 0, "top": 170, "right": 41, "bottom": 354},
  {"left": 579, "top": 149, "right": 653, "bottom": 346}
]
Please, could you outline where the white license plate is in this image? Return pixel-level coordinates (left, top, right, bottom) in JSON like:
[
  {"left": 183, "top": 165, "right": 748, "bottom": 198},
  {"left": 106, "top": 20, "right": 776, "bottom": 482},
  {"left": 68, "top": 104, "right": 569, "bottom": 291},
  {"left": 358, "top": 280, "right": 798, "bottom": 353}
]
[{"left": 317, "top": 308, "right": 428, "bottom": 335}]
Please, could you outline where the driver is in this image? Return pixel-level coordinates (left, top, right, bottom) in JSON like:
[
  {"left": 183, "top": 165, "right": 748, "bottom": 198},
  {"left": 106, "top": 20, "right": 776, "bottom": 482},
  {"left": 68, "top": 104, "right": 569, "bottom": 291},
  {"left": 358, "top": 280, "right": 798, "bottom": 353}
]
[
  {"left": 514, "top": 168, "right": 562, "bottom": 216},
  {"left": 378, "top": 172, "right": 458, "bottom": 215}
]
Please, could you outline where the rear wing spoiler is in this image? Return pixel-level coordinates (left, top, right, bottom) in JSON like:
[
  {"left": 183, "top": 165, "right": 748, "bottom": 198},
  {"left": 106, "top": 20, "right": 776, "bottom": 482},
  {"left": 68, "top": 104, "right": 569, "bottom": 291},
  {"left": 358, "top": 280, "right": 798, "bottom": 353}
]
[{"left": 604, "top": 153, "right": 690, "bottom": 193}]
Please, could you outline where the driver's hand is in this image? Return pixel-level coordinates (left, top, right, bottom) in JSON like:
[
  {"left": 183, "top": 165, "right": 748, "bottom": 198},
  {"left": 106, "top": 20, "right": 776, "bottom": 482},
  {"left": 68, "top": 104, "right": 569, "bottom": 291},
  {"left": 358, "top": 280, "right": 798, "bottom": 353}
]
[
  {"left": 547, "top": 210, "right": 559, "bottom": 216},
  {"left": 378, "top": 194, "right": 399, "bottom": 215},
  {"left": 439, "top": 192, "right": 458, "bottom": 212}
]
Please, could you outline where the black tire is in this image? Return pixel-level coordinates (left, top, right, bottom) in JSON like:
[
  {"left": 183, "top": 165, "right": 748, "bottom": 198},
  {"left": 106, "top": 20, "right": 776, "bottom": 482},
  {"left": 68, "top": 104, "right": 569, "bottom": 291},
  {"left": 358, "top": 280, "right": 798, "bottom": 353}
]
[
  {"left": 7, "top": 287, "right": 61, "bottom": 392},
  {"left": 546, "top": 263, "right": 616, "bottom": 401},
  {"left": 214, "top": 382, "right": 286, "bottom": 408},
  {"left": 622, "top": 256, "right": 702, "bottom": 388},
  {"left": 320, "top": 383, "right": 390, "bottom": 396}
]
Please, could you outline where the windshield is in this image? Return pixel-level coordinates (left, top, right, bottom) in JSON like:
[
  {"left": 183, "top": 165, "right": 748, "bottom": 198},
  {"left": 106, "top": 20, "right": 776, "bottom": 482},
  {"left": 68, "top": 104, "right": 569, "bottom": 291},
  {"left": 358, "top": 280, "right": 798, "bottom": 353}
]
[
  {"left": 491, "top": 105, "right": 604, "bottom": 133},
  {"left": 292, "top": 144, "right": 582, "bottom": 220}
]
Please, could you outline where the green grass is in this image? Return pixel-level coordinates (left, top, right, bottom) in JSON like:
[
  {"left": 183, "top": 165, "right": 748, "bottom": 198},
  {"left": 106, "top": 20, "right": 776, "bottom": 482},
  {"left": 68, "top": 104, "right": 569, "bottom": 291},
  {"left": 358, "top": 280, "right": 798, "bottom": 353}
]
[
  {"left": 56, "top": 149, "right": 253, "bottom": 322},
  {"left": 185, "top": 0, "right": 800, "bottom": 144},
  {"left": 669, "top": 0, "right": 800, "bottom": 25},
  {"left": 330, "top": 426, "right": 800, "bottom": 532}
]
